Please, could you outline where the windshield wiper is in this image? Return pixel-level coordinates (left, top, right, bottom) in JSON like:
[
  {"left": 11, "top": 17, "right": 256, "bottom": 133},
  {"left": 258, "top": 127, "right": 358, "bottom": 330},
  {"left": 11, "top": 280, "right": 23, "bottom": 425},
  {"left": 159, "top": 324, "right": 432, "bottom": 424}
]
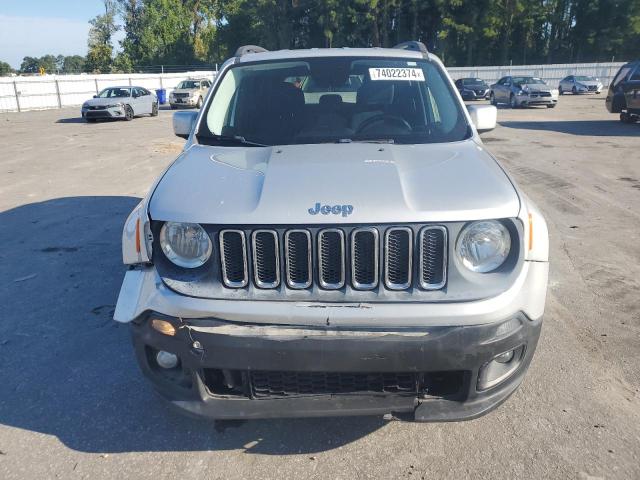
[{"left": 199, "top": 134, "right": 269, "bottom": 147}]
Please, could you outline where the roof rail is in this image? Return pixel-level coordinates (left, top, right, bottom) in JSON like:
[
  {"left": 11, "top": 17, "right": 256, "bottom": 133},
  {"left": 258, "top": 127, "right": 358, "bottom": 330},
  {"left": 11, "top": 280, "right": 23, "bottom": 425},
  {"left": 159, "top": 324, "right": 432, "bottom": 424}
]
[
  {"left": 393, "top": 41, "right": 428, "bottom": 55},
  {"left": 234, "top": 45, "right": 269, "bottom": 57}
]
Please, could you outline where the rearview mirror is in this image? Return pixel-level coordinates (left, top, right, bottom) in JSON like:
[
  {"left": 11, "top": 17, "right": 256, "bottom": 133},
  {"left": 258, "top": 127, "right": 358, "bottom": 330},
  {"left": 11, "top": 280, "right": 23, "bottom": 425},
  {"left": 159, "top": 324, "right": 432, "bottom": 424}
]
[
  {"left": 173, "top": 111, "right": 198, "bottom": 139},
  {"left": 467, "top": 104, "right": 497, "bottom": 133}
]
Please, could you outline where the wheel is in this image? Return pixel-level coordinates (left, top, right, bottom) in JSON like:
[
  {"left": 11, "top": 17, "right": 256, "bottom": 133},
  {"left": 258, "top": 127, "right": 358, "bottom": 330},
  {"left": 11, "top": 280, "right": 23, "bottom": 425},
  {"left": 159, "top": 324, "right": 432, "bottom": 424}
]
[
  {"left": 546, "top": 104, "right": 556, "bottom": 108},
  {"left": 572, "top": 86, "right": 577, "bottom": 94},
  {"left": 151, "top": 102, "right": 158, "bottom": 116},
  {"left": 489, "top": 92, "right": 497, "bottom": 106},
  {"left": 124, "top": 104, "right": 134, "bottom": 121},
  {"left": 620, "top": 112, "right": 630, "bottom": 123},
  {"left": 558, "top": 86, "right": 563, "bottom": 95},
  {"left": 509, "top": 94, "right": 517, "bottom": 108},
  {"left": 196, "top": 97, "right": 203, "bottom": 109}
]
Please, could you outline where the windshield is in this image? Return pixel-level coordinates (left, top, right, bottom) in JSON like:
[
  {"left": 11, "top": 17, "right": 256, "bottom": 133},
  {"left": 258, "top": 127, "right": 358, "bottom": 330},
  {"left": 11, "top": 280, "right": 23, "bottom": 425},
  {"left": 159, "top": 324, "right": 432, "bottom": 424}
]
[
  {"left": 198, "top": 57, "right": 470, "bottom": 146},
  {"left": 97, "top": 87, "right": 131, "bottom": 98},
  {"left": 574, "top": 76, "right": 595, "bottom": 81},
  {"left": 512, "top": 77, "right": 545, "bottom": 85},
  {"left": 178, "top": 81, "right": 201, "bottom": 89},
  {"left": 462, "top": 78, "right": 486, "bottom": 86}
]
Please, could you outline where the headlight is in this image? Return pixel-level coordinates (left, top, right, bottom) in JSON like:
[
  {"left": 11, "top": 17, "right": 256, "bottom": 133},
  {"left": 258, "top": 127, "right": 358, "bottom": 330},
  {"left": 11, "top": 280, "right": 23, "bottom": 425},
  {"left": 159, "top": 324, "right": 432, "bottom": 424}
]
[
  {"left": 159, "top": 222, "right": 212, "bottom": 268},
  {"left": 456, "top": 221, "right": 511, "bottom": 273},
  {"left": 516, "top": 89, "right": 527, "bottom": 96}
]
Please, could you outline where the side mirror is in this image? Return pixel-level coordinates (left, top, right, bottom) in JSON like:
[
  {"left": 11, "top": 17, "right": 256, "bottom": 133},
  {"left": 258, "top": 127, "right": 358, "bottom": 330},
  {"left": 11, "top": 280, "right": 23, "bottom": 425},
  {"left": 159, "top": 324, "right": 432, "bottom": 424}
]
[
  {"left": 467, "top": 104, "right": 497, "bottom": 133},
  {"left": 173, "top": 110, "right": 198, "bottom": 139}
]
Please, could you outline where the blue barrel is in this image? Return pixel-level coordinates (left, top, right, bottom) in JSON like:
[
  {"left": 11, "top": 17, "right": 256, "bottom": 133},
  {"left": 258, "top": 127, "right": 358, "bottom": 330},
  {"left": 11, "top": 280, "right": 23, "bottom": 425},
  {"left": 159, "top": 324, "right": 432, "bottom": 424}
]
[{"left": 155, "top": 88, "right": 166, "bottom": 104}]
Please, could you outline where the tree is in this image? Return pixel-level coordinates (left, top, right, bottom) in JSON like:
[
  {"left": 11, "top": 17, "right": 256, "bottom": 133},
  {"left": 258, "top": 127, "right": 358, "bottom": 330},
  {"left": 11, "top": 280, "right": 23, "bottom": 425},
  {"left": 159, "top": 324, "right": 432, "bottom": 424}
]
[
  {"left": 62, "top": 55, "right": 86, "bottom": 73},
  {"left": 0, "top": 61, "right": 14, "bottom": 76},
  {"left": 86, "top": 0, "right": 119, "bottom": 72},
  {"left": 19, "top": 55, "right": 59, "bottom": 74}
]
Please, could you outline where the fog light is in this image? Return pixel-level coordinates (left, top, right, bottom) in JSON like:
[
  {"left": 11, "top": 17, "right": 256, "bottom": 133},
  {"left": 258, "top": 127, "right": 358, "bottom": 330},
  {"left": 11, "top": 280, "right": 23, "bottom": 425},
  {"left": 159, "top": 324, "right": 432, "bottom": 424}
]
[
  {"left": 156, "top": 351, "right": 179, "bottom": 369},
  {"left": 477, "top": 346, "right": 524, "bottom": 390},
  {"left": 494, "top": 350, "right": 515, "bottom": 363}
]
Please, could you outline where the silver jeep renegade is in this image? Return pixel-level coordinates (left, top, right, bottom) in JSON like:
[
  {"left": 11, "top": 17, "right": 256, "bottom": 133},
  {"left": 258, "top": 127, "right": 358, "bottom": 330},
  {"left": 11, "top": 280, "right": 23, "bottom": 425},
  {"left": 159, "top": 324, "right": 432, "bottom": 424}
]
[{"left": 114, "top": 42, "right": 549, "bottom": 422}]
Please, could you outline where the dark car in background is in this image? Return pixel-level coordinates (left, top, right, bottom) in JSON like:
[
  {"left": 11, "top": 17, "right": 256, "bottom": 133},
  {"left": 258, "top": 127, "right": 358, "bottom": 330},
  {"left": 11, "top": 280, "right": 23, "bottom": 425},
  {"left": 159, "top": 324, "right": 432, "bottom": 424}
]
[
  {"left": 605, "top": 60, "right": 640, "bottom": 123},
  {"left": 455, "top": 78, "right": 491, "bottom": 100}
]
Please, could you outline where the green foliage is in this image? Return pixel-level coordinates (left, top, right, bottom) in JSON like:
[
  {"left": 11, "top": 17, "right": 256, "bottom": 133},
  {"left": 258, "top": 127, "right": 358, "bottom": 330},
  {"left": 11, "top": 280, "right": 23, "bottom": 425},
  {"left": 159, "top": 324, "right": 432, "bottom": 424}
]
[
  {"left": 86, "top": 0, "right": 119, "bottom": 73},
  {"left": 0, "top": 61, "right": 14, "bottom": 76},
  {"left": 107, "top": 0, "right": 640, "bottom": 69},
  {"left": 62, "top": 55, "right": 86, "bottom": 73}
]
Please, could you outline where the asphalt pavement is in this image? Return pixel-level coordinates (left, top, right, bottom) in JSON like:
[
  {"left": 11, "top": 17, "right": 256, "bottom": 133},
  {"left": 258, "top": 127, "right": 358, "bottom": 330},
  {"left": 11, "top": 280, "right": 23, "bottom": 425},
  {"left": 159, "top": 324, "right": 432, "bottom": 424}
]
[{"left": 0, "top": 96, "right": 639, "bottom": 479}]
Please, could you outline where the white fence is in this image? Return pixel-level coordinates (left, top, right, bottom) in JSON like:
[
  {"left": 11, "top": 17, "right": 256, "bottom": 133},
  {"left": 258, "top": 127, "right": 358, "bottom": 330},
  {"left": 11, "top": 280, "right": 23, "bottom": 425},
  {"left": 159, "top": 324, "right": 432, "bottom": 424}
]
[
  {"left": 0, "top": 71, "right": 217, "bottom": 113},
  {"left": 447, "top": 62, "right": 624, "bottom": 87},
  {"left": 0, "top": 61, "right": 627, "bottom": 113}
]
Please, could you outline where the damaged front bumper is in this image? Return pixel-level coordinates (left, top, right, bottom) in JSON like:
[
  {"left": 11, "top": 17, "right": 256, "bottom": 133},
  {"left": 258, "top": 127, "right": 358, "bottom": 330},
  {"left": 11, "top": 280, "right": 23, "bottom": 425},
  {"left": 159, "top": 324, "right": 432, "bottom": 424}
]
[
  {"left": 117, "top": 261, "right": 547, "bottom": 421},
  {"left": 132, "top": 312, "right": 541, "bottom": 421}
]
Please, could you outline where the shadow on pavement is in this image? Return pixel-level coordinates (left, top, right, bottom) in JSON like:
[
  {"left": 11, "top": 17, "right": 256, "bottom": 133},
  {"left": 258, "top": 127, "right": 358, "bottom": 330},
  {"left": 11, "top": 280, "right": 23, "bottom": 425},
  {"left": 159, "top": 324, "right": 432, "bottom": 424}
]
[
  {"left": 499, "top": 119, "right": 640, "bottom": 136},
  {"left": 0, "top": 196, "right": 384, "bottom": 454},
  {"left": 55, "top": 117, "right": 88, "bottom": 124}
]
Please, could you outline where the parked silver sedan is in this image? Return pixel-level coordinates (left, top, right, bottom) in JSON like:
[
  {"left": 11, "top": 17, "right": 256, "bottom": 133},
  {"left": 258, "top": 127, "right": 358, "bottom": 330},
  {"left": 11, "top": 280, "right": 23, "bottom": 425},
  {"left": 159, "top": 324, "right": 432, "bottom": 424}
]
[
  {"left": 490, "top": 76, "right": 558, "bottom": 108},
  {"left": 81, "top": 86, "right": 158, "bottom": 122},
  {"left": 558, "top": 75, "right": 603, "bottom": 95}
]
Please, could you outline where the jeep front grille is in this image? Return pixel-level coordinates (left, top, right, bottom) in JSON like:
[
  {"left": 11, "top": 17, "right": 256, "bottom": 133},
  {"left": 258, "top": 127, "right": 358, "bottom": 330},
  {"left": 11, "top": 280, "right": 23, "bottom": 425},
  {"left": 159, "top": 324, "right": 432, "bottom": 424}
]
[
  {"left": 351, "top": 228, "right": 379, "bottom": 289},
  {"left": 384, "top": 227, "right": 413, "bottom": 290},
  {"left": 419, "top": 227, "right": 447, "bottom": 289},
  {"left": 219, "top": 230, "right": 248, "bottom": 288},
  {"left": 217, "top": 225, "right": 447, "bottom": 292},
  {"left": 318, "top": 229, "right": 345, "bottom": 289},
  {"left": 252, "top": 230, "right": 279, "bottom": 288},
  {"left": 284, "top": 230, "right": 312, "bottom": 288}
]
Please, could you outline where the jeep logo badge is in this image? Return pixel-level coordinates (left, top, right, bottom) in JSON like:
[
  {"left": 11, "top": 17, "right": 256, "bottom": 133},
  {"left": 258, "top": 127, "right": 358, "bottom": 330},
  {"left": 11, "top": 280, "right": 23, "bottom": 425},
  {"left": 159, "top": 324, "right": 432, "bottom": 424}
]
[{"left": 308, "top": 202, "right": 353, "bottom": 217}]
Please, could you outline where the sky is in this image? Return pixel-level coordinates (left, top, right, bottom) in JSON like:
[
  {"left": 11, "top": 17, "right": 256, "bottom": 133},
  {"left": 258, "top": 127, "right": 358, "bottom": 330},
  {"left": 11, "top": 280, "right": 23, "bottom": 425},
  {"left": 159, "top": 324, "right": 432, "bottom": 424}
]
[{"left": 0, "top": 0, "right": 125, "bottom": 68}]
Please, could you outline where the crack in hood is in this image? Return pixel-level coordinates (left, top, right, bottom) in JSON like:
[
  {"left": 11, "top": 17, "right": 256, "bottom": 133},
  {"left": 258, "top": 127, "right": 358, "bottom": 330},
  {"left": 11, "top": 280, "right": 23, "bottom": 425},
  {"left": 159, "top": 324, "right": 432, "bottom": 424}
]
[{"left": 149, "top": 140, "right": 520, "bottom": 224}]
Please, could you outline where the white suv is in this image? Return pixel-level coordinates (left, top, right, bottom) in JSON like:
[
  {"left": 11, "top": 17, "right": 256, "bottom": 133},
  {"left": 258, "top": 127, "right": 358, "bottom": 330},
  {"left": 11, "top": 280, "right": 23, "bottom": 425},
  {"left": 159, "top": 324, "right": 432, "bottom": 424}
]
[{"left": 115, "top": 42, "right": 549, "bottom": 422}]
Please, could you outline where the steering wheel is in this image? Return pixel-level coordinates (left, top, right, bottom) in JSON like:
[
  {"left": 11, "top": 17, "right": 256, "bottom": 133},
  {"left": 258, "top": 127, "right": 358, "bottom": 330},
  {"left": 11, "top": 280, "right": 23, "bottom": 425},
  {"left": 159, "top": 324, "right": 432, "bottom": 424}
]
[{"left": 355, "top": 114, "right": 412, "bottom": 135}]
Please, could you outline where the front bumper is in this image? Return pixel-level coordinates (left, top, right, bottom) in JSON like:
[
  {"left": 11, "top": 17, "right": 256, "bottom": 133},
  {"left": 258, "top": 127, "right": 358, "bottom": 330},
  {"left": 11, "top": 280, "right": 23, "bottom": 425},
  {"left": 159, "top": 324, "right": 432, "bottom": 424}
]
[
  {"left": 169, "top": 96, "right": 198, "bottom": 107},
  {"left": 82, "top": 106, "right": 125, "bottom": 119},
  {"left": 515, "top": 94, "right": 558, "bottom": 106},
  {"left": 132, "top": 312, "right": 541, "bottom": 421},
  {"left": 117, "top": 261, "right": 548, "bottom": 421},
  {"left": 461, "top": 89, "right": 490, "bottom": 100}
]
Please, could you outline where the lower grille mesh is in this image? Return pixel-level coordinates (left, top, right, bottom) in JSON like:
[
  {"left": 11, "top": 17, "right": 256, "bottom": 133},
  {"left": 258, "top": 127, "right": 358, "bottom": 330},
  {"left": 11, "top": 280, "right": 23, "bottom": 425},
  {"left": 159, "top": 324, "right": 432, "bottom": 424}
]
[{"left": 250, "top": 371, "right": 417, "bottom": 397}]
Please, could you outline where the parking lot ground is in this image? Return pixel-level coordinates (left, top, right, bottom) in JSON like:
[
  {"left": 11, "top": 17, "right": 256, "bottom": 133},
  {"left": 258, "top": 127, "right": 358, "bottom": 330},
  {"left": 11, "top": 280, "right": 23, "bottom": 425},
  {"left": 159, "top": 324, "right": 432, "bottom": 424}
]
[{"left": 0, "top": 95, "right": 639, "bottom": 479}]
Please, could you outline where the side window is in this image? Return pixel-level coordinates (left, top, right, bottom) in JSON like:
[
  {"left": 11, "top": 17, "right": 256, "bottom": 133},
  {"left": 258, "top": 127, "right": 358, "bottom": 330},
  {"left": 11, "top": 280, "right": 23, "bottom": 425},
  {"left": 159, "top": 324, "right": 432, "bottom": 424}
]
[
  {"left": 630, "top": 67, "right": 640, "bottom": 81},
  {"left": 613, "top": 67, "right": 632, "bottom": 86}
]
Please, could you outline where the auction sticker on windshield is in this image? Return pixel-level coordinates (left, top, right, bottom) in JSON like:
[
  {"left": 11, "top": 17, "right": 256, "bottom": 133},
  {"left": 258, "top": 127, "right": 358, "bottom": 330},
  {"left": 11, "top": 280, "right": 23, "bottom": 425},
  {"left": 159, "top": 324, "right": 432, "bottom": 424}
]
[{"left": 369, "top": 67, "right": 425, "bottom": 81}]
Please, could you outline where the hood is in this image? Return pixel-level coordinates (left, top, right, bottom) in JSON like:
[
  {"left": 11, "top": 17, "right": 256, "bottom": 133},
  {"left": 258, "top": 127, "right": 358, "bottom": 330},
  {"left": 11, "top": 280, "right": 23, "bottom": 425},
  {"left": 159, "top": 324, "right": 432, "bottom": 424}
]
[
  {"left": 84, "top": 97, "right": 129, "bottom": 106},
  {"left": 575, "top": 80, "right": 601, "bottom": 86},
  {"left": 149, "top": 141, "right": 521, "bottom": 224}
]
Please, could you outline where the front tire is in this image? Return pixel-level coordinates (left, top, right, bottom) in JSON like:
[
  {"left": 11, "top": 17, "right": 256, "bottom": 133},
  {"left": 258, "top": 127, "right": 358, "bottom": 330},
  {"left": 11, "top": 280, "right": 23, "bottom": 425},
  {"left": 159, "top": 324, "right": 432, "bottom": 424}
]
[
  {"left": 509, "top": 94, "right": 518, "bottom": 109},
  {"left": 196, "top": 97, "right": 203, "bottom": 109},
  {"left": 490, "top": 92, "right": 497, "bottom": 106},
  {"left": 124, "top": 104, "right": 134, "bottom": 121},
  {"left": 151, "top": 102, "right": 158, "bottom": 116},
  {"left": 558, "top": 86, "right": 564, "bottom": 95},
  {"left": 572, "top": 86, "right": 577, "bottom": 95}
]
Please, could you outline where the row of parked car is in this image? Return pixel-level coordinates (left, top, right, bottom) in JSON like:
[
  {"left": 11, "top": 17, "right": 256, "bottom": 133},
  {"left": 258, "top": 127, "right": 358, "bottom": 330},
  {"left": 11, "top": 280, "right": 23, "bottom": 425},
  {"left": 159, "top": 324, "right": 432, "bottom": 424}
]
[
  {"left": 80, "top": 77, "right": 211, "bottom": 122},
  {"left": 455, "top": 60, "right": 640, "bottom": 123}
]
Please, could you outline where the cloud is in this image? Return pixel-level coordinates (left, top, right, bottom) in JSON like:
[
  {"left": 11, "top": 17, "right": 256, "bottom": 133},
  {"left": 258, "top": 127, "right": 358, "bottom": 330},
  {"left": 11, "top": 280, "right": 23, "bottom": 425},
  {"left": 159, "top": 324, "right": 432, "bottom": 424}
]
[{"left": 0, "top": 14, "right": 124, "bottom": 69}]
